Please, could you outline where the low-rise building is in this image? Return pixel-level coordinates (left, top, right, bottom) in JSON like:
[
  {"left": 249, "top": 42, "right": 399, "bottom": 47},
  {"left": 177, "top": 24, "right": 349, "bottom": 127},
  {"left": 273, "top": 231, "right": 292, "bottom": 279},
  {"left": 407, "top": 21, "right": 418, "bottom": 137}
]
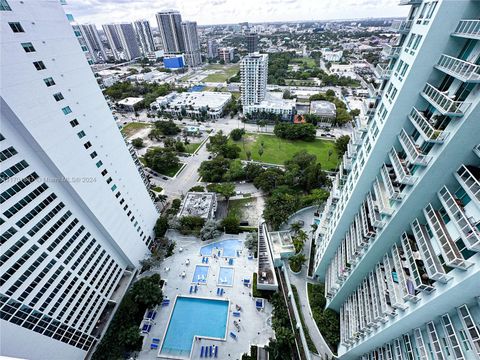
[
  {"left": 163, "top": 55, "right": 185, "bottom": 70},
  {"left": 310, "top": 100, "right": 337, "bottom": 121},
  {"left": 150, "top": 91, "right": 232, "bottom": 119},
  {"left": 117, "top": 96, "right": 144, "bottom": 111},
  {"left": 243, "top": 93, "right": 296, "bottom": 121},
  {"left": 322, "top": 48, "right": 343, "bottom": 62},
  {"left": 178, "top": 192, "right": 217, "bottom": 220},
  {"left": 217, "top": 47, "right": 235, "bottom": 63}
]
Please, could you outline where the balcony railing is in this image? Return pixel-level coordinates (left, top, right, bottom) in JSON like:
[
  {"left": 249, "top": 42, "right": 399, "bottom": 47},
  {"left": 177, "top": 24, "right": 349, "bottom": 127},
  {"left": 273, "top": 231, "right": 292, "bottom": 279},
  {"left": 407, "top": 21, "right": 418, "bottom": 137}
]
[
  {"left": 423, "top": 204, "right": 469, "bottom": 269},
  {"left": 408, "top": 107, "right": 449, "bottom": 143},
  {"left": 352, "top": 129, "right": 363, "bottom": 146},
  {"left": 381, "top": 164, "right": 403, "bottom": 201},
  {"left": 374, "top": 64, "right": 393, "bottom": 79},
  {"left": 366, "top": 192, "right": 384, "bottom": 228},
  {"left": 435, "top": 54, "right": 480, "bottom": 83},
  {"left": 438, "top": 186, "right": 480, "bottom": 252},
  {"left": 355, "top": 115, "right": 369, "bottom": 132},
  {"left": 474, "top": 144, "right": 480, "bottom": 159},
  {"left": 455, "top": 165, "right": 480, "bottom": 205},
  {"left": 452, "top": 20, "right": 480, "bottom": 40},
  {"left": 421, "top": 83, "right": 471, "bottom": 116},
  {"left": 391, "top": 243, "right": 420, "bottom": 303},
  {"left": 366, "top": 83, "right": 381, "bottom": 99},
  {"left": 382, "top": 44, "right": 401, "bottom": 58},
  {"left": 343, "top": 153, "right": 353, "bottom": 170},
  {"left": 347, "top": 142, "right": 357, "bottom": 158},
  {"left": 383, "top": 255, "right": 408, "bottom": 310},
  {"left": 398, "top": 129, "right": 431, "bottom": 166},
  {"left": 399, "top": 0, "right": 422, "bottom": 5},
  {"left": 391, "top": 19, "right": 413, "bottom": 34},
  {"left": 389, "top": 148, "right": 415, "bottom": 185},
  {"left": 373, "top": 178, "right": 394, "bottom": 215}
]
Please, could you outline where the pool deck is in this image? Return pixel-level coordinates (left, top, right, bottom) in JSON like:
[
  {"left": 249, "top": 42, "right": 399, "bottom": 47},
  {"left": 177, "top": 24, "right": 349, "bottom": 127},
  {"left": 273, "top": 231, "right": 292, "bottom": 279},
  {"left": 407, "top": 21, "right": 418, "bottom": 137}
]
[{"left": 137, "top": 234, "right": 274, "bottom": 360}]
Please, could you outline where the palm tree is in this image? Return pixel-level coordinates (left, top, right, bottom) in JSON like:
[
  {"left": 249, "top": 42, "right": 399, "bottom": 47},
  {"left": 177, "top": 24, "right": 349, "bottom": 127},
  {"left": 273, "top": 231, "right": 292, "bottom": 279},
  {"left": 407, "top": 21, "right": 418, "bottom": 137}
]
[
  {"left": 290, "top": 221, "right": 302, "bottom": 234},
  {"left": 156, "top": 194, "right": 167, "bottom": 205}
]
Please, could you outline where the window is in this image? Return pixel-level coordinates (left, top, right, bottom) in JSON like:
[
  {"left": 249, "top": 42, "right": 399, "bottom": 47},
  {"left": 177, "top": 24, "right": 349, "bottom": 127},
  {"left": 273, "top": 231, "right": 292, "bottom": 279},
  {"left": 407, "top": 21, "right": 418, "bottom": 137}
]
[
  {"left": 43, "top": 77, "right": 55, "bottom": 87},
  {"left": 106, "top": 177, "right": 112, "bottom": 184},
  {"left": 115, "top": 192, "right": 121, "bottom": 198},
  {"left": 53, "top": 93, "right": 64, "bottom": 102},
  {"left": 101, "top": 169, "right": 108, "bottom": 176},
  {"left": 412, "top": 35, "right": 423, "bottom": 50},
  {"left": 1, "top": 0, "right": 12, "bottom": 11},
  {"left": 69, "top": 119, "right": 79, "bottom": 127},
  {"left": 111, "top": 184, "right": 117, "bottom": 192},
  {"left": 127, "top": 210, "right": 132, "bottom": 216},
  {"left": 89, "top": 151, "right": 97, "bottom": 159},
  {"left": 9, "top": 22, "right": 24, "bottom": 33},
  {"left": 119, "top": 198, "right": 125, "bottom": 204},
  {"left": 83, "top": 141, "right": 92, "bottom": 149},
  {"left": 95, "top": 161, "right": 103, "bottom": 168},
  {"left": 62, "top": 106, "right": 72, "bottom": 115},
  {"left": 77, "top": 131, "right": 86, "bottom": 139},
  {"left": 33, "top": 61, "right": 46, "bottom": 71},
  {"left": 21, "top": 42, "right": 35, "bottom": 53},
  {"left": 81, "top": 45, "right": 88, "bottom": 52}
]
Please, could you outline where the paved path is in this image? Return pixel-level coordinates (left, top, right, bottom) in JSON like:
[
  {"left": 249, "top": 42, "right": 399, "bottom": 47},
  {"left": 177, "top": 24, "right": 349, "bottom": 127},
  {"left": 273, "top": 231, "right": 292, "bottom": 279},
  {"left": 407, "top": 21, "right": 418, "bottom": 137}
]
[{"left": 282, "top": 208, "right": 335, "bottom": 360}]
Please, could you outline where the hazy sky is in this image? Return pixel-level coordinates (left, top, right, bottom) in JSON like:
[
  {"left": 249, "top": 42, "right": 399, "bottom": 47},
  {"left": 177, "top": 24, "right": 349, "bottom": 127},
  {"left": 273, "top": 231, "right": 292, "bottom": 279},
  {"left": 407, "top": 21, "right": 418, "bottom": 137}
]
[{"left": 68, "top": 0, "right": 408, "bottom": 27}]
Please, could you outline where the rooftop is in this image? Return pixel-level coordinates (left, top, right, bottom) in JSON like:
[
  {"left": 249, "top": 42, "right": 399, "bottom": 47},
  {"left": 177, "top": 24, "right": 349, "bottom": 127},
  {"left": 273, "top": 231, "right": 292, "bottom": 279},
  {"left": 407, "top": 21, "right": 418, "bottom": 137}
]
[
  {"left": 310, "top": 100, "right": 337, "bottom": 117},
  {"left": 154, "top": 92, "right": 232, "bottom": 111},
  {"left": 178, "top": 192, "right": 217, "bottom": 219},
  {"left": 117, "top": 97, "right": 144, "bottom": 106}
]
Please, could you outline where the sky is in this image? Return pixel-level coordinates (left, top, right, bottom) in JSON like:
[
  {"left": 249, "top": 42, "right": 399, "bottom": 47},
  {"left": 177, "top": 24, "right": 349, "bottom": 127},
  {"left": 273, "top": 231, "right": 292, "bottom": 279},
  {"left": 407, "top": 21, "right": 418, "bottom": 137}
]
[{"left": 68, "top": 0, "right": 408, "bottom": 28}]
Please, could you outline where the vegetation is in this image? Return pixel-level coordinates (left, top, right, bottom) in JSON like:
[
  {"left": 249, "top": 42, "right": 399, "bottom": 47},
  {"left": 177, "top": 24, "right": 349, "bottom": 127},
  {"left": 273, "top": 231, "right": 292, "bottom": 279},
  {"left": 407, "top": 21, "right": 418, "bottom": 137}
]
[
  {"left": 291, "top": 285, "right": 316, "bottom": 353},
  {"left": 121, "top": 122, "right": 151, "bottom": 137},
  {"left": 289, "top": 253, "right": 307, "bottom": 272},
  {"left": 265, "top": 292, "right": 296, "bottom": 359},
  {"left": 309, "top": 91, "right": 355, "bottom": 126},
  {"left": 92, "top": 275, "right": 163, "bottom": 360},
  {"left": 221, "top": 214, "right": 241, "bottom": 234},
  {"left": 207, "top": 130, "right": 241, "bottom": 159},
  {"left": 199, "top": 156, "right": 231, "bottom": 182},
  {"left": 230, "top": 128, "right": 246, "bottom": 141},
  {"left": 307, "top": 283, "right": 340, "bottom": 353},
  {"left": 202, "top": 63, "right": 240, "bottom": 82},
  {"left": 335, "top": 135, "right": 350, "bottom": 156},
  {"left": 177, "top": 216, "right": 205, "bottom": 235},
  {"left": 241, "top": 346, "right": 258, "bottom": 360},
  {"left": 105, "top": 81, "right": 173, "bottom": 107},
  {"left": 148, "top": 120, "right": 181, "bottom": 140},
  {"left": 144, "top": 147, "right": 180, "bottom": 176},
  {"left": 252, "top": 272, "right": 274, "bottom": 299},
  {"left": 274, "top": 123, "right": 316, "bottom": 141},
  {"left": 189, "top": 185, "right": 205, "bottom": 192},
  {"left": 184, "top": 142, "right": 201, "bottom": 154},
  {"left": 131, "top": 138, "right": 144, "bottom": 148},
  {"left": 245, "top": 231, "right": 258, "bottom": 257},
  {"left": 200, "top": 219, "right": 222, "bottom": 241}
]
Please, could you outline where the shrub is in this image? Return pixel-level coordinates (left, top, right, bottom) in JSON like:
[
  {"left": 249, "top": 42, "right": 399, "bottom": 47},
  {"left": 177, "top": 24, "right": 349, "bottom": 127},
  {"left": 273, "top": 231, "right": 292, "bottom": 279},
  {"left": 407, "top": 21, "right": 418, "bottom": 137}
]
[
  {"left": 221, "top": 214, "right": 240, "bottom": 234},
  {"left": 273, "top": 122, "right": 316, "bottom": 141},
  {"left": 131, "top": 138, "right": 144, "bottom": 148}
]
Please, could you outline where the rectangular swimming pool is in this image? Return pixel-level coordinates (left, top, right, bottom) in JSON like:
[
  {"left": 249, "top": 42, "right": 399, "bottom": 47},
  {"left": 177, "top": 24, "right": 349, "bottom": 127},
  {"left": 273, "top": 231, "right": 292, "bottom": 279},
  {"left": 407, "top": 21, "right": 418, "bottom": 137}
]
[
  {"left": 192, "top": 265, "right": 208, "bottom": 284},
  {"left": 200, "top": 239, "right": 243, "bottom": 258},
  {"left": 160, "top": 296, "right": 229, "bottom": 358},
  {"left": 217, "top": 267, "right": 234, "bottom": 286}
]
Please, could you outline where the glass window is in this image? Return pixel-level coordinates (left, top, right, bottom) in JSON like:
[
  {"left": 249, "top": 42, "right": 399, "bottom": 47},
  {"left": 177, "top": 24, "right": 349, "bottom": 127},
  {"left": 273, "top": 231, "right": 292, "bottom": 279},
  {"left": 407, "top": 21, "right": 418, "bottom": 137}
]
[
  {"left": 111, "top": 184, "right": 117, "bottom": 192},
  {"left": 33, "top": 61, "right": 46, "bottom": 71},
  {"left": 43, "top": 77, "right": 55, "bottom": 87},
  {"left": 69, "top": 119, "right": 79, "bottom": 127},
  {"left": 101, "top": 169, "right": 108, "bottom": 176},
  {"left": 62, "top": 106, "right": 71, "bottom": 115},
  {"left": 106, "top": 177, "right": 112, "bottom": 184},
  {"left": 53, "top": 93, "right": 64, "bottom": 102},
  {"left": 77, "top": 131, "right": 86, "bottom": 139},
  {"left": 1, "top": 0, "right": 12, "bottom": 11},
  {"left": 95, "top": 161, "right": 103, "bottom": 168},
  {"left": 9, "top": 22, "right": 24, "bottom": 33},
  {"left": 89, "top": 151, "right": 97, "bottom": 159},
  {"left": 21, "top": 42, "right": 35, "bottom": 53},
  {"left": 83, "top": 141, "right": 92, "bottom": 149}
]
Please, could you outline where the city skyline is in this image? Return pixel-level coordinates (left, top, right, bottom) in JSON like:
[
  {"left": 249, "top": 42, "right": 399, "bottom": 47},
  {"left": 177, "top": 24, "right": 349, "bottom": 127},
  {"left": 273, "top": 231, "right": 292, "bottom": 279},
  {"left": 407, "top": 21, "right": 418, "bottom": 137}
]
[{"left": 68, "top": 0, "right": 408, "bottom": 28}]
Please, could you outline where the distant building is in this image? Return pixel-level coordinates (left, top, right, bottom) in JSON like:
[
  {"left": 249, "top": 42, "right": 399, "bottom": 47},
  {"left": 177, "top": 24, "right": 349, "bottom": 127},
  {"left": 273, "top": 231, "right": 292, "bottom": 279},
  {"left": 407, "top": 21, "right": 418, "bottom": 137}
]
[
  {"left": 181, "top": 21, "right": 202, "bottom": 67},
  {"left": 322, "top": 48, "right": 343, "bottom": 62},
  {"left": 240, "top": 53, "right": 268, "bottom": 107},
  {"left": 218, "top": 47, "right": 235, "bottom": 63},
  {"left": 133, "top": 20, "right": 155, "bottom": 56},
  {"left": 207, "top": 39, "right": 218, "bottom": 59},
  {"left": 243, "top": 94, "right": 296, "bottom": 121},
  {"left": 310, "top": 100, "right": 337, "bottom": 121},
  {"left": 246, "top": 32, "right": 258, "bottom": 53},
  {"left": 178, "top": 192, "right": 217, "bottom": 220},
  {"left": 156, "top": 10, "right": 184, "bottom": 54},
  {"left": 163, "top": 55, "right": 185, "bottom": 69},
  {"left": 103, "top": 23, "right": 141, "bottom": 61},
  {"left": 78, "top": 24, "right": 107, "bottom": 63}
]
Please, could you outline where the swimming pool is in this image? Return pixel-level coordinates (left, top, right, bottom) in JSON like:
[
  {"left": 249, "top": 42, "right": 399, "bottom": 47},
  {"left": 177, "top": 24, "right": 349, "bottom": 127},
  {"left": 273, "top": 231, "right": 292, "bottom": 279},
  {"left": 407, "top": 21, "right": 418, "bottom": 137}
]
[
  {"left": 192, "top": 265, "right": 208, "bottom": 284},
  {"left": 217, "top": 267, "right": 234, "bottom": 286},
  {"left": 200, "top": 239, "right": 243, "bottom": 258},
  {"left": 188, "top": 85, "right": 205, "bottom": 92},
  {"left": 314, "top": 218, "right": 320, "bottom": 225},
  {"left": 160, "top": 297, "right": 229, "bottom": 358}
]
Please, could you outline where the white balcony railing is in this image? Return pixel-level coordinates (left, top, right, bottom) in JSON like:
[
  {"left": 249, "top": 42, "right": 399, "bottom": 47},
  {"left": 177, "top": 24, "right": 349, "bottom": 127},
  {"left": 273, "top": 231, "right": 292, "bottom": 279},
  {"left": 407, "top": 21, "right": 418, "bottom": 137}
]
[
  {"left": 374, "top": 64, "right": 393, "bottom": 79},
  {"left": 391, "top": 19, "right": 413, "bottom": 33},
  {"left": 343, "top": 152, "right": 353, "bottom": 170},
  {"left": 352, "top": 129, "right": 363, "bottom": 146},
  {"left": 421, "top": 83, "right": 471, "bottom": 116},
  {"left": 455, "top": 165, "right": 480, "bottom": 205},
  {"left": 373, "top": 178, "right": 394, "bottom": 216},
  {"left": 438, "top": 186, "right": 480, "bottom": 252},
  {"left": 382, "top": 44, "right": 402, "bottom": 58},
  {"left": 355, "top": 115, "right": 369, "bottom": 132},
  {"left": 389, "top": 148, "right": 415, "bottom": 185},
  {"left": 408, "top": 107, "right": 449, "bottom": 143},
  {"left": 474, "top": 144, "right": 480, "bottom": 159},
  {"left": 398, "top": 129, "right": 431, "bottom": 166},
  {"left": 381, "top": 164, "right": 403, "bottom": 201},
  {"left": 435, "top": 54, "right": 480, "bottom": 83},
  {"left": 452, "top": 20, "right": 480, "bottom": 40}
]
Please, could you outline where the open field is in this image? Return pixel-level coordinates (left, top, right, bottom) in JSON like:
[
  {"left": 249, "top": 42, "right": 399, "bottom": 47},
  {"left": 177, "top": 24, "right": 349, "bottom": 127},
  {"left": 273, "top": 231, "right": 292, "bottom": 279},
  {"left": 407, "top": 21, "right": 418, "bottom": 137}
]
[
  {"left": 184, "top": 142, "right": 201, "bottom": 154},
  {"left": 203, "top": 64, "right": 240, "bottom": 82},
  {"left": 120, "top": 122, "right": 151, "bottom": 137},
  {"left": 232, "top": 133, "right": 339, "bottom": 170},
  {"left": 291, "top": 57, "right": 317, "bottom": 68}
]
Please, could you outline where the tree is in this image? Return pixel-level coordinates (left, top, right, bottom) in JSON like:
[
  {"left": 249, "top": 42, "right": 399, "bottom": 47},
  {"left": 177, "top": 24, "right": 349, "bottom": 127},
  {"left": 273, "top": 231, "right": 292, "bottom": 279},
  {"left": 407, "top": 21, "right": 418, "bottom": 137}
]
[
  {"left": 253, "top": 168, "right": 285, "bottom": 194},
  {"left": 335, "top": 135, "right": 350, "bottom": 156},
  {"left": 130, "top": 274, "right": 163, "bottom": 309},
  {"left": 199, "top": 156, "right": 231, "bottom": 182},
  {"left": 245, "top": 231, "right": 258, "bottom": 252},
  {"left": 149, "top": 120, "right": 180, "bottom": 140},
  {"left": 289, "top": 253, "right": 306, "bottom": 272},
  {"left": 230, "top": 128, "right": 245, "bottom": 141},
  {"left": 325, "top": 89, "right": 335, "bottom": 97},
  {"left": 244, "top": 163, "right": 264, "bottom": 182},
  {"left": 200, "top": 220, "right": 222, "bottom": 241},
  {"left": 214, "top": 182, "right": 236, "bottom": 206},
  {"left": 144, "top": 148, "right": 180, "bottom": 174},
  {"left": 274, "top": 122, "right": 316, "bottom": 141},
  {"left": 283, "top": 89, "right": 292, "bottom": 99},
  {"left": 178, "top": 216, "right": 205, "bottom": 235},
  {"left": 221, "top": 214, "right": 240, "bottom": 234},
  {"left": 189, "top": 185, "right": 205, "bottom": 192},
  {"left": 131, "top": 138, "right": 144, "bottom": 148},
  {"left": 328, "top": 149, "right": 333, "bottom": 160},
  {"left": 263, "top": 189, "right": 299, "bottom": 230},
  {"left": 118, "top": 326, "right": 142, "bottom": 350},
  {"left": 258, "top": 146, "right": 264, "bottom": 159},
  {"left": 154, "top": 216, "right": 169, "bottom": 238},
  {"left": 245, "top": 150, "right": 252, "bottom": 161},
  {"left": 175, "top": 141, "right": 185, "bottom": 152},
  {"left": 290, "top": 221, "right": 303, "bottom": 234}
]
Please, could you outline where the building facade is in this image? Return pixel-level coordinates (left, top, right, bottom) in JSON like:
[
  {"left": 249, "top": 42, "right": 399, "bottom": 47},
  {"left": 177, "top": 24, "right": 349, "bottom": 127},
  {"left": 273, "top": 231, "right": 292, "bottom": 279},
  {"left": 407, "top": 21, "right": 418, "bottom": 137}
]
[
  {"left": 115, "top": 23, "right": 141, "bottom": 61},
  {"left": 313, "top": 1, "right": 480, "bottom": 359},
  {"left": 156, "top": 10, "right": 184, "bottom": 54},
  {"left": 240, "top": 53, "right": 268, "bottom": 107},
  {"left": 181, "top": 21, "right": 202, "bottom": 67},
  {"left": 102, "top": 23, "right": 123, "bottom": 61},
  {"left": 207, "top": 39, "right": 218, "bottom": 59},
  {"left": 78, "top": 24, "right": 107, "bottom": 64},
  {"left": 218, "top": 47, "right": 235, "bottom": 63},
  {"left": 1, "top": 1, "right": 159, "bottom": 359},
  {"left": 133, "top": 19, "right": 155, "bottom": 56},
  {"left": 246, "top": 32, "right": 259, "bottom": 54}
]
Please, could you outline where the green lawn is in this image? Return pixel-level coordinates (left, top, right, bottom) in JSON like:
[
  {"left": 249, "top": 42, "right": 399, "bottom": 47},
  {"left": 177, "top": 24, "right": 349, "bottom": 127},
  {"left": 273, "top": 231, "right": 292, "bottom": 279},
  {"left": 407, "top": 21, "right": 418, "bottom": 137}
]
[
  {"left": 203, "top": 64, "right": 239, "bottom": 82},
  {"left": 232, "top": 134, "right": 339, "bottom": 170},
  {"left": 163, "top": 163, "right": 183, "bottom": 177},
  {"left": 291, "top": 57, "right": 317, "bottom": 68},
  {"left": 228, "top": 198, "right": 253, "bottom": 218},
  {"left": 120, "top": 122, "right": 151, "bottom": 137},
  {"left": 184, "top": 142, "right": 201, "bottom": 154}
]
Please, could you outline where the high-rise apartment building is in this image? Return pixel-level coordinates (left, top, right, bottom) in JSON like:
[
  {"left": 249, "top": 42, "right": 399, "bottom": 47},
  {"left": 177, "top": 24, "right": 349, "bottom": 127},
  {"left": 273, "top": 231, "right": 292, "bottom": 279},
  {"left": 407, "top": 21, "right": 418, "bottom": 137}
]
[
  {"left": 246, "top": 32, "right": 258, "bottom": 54},
  {"left": 1, "top": 1, "right": 159, "bottom": 359},
  {"left": 240, "top": 53, "right": 268, "bottom": 107},
  {"left": 78, "top": 24, "right": 107, "bottom": 63},
  {"left": 207, "top": 38, "right": 218, "bottom": 59},
  {"left": 133, "top": 19, "right": 155, "bottom": 56},
  {"left": 102, "top": 23, "right": 140, "bottom": 61},
  {"left": 156, "top": 10, "right": 184, "bottom": 54},
  {"left": 181, "top": 21, "right": 202, "bottom": 67},
  {"left": 313, "top": 1, "right": 480, "bottom": 359}
]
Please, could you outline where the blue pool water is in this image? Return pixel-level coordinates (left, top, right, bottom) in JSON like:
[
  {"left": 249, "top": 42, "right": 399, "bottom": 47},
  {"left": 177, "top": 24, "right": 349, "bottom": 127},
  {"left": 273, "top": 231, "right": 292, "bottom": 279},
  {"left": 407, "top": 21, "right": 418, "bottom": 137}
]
[
  {"left": 192, "top": 265, "right": 208, "bottom": 283},
  {"left": 200, "top": 239, "right": 243, "bottom": 258},
  {"left": 161, "top": 297, "right": 229, "bottom": 357},
  {"left": 314, "top": 218, "right": 320, "bottom": 225},
  {"left": 218, "top": 267, "right": 234, "bottom": 286},
  {"left": 188, "top": 85, "right": 205, "bottom": 92}
]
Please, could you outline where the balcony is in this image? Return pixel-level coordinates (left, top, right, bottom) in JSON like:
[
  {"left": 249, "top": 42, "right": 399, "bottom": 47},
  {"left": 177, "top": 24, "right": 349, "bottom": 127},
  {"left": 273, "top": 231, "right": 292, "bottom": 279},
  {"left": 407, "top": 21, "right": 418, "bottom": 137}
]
[
  {"left": 399, "top": 0, "right": 422, "bottom": 5},
  {"left": 381, "top": 164, "right": 404, "bottom": 201},
  {"left": 355, "top": 115, "right": 369, "bottom": 132},
  {"left": 343, "top": 153, "right": 353, "bottom": 170},
  {"left": 366, "top": 192, "right": 384, "bottom": 228},
  {"left": 366, "top": 83, "right": 381, "bottom": 100},
  {"left": 438, "top": 186, "right": 480, "bottom": 252},
  {"left": 423, "top": 204, "right": 469, "bottom": 270},
  {"left": 452, "top": 20, "right": 480, "bottom": 40},
  {"left": 474, "top": 144, "right": 480, "bottom": 159},
  {"left": 352, "top": 129, "right": 363, "bottom": 146},
  {"left": 374, "top": 64, "right": 393, "bottom": 79},
  {"left": 362, "top": 98, "right": 377, "bottom": 116},
  {"left": 455, "top": 165, "right": 480, "bottom": 205},
  {"left": 435, "top": 54, "right": 480, "bottom": 83},
  {"left": 347, "top": 142, "right": 357, "bottom": 159},
  {"left": 389, "top": 148, "right": 416, "bottom": 185},
  {"left": 421, "top": 83, "right": 471, "bottom": 116},
  {"left": 373, "top": 178, "right": 395, "bottom": 216},
  {"left": 398, "top": 129, "right": 431, "bottom": 166},
  {"left": 360, "top": 202, "right": 376, "bottom": 239},
  {"left": 383, "top": 255, "right": 408, "bottom": 310},
  {"left": 391, "top": 19, "right": 413, "bottom": 34},
  {"left": 382, "top": 44, "right": 401, "bottom": 59},
  {"left": 391, "top": 243, "right": 420, "bottom": 303},
  {"left": 408, "top": 107, "right": 449, "bottom": 143}
]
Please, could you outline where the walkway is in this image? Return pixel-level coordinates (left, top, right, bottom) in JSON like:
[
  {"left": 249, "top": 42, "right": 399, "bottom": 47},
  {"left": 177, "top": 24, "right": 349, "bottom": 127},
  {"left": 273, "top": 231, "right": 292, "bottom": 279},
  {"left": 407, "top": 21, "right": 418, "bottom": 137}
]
[{"left": 281, "top": 208, "right": 335, "bottom": 360}]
